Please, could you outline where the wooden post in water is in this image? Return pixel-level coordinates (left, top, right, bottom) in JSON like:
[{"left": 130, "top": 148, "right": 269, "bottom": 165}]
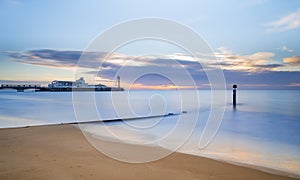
[{"left": 233, "top": 84, "right": 237, "bottom": 107}]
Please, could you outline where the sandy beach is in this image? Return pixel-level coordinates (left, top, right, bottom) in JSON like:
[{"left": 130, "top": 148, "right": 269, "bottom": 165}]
[{"left": 0, "top": 124, "right": 297, "bottom": 180}]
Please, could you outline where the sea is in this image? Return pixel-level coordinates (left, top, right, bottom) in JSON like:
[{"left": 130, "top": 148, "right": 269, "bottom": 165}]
[{"left": 0, "top": 89, "right": 299, "bottom": 177}]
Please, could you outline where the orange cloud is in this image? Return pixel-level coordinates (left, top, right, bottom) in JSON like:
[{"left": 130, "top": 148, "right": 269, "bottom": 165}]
[
  {"left": 214, "top": 48, "right": 279, "bottom": 72},
  {"left": 288, "top": 83, "right": 300, "bottom": 87},
  {"left": 283, "top": 56, "right": 300, "bottom": 64}
]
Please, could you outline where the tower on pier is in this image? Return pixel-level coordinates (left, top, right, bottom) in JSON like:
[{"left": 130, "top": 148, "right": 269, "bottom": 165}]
[{"left": 117, "top": 76, "right": 120, "bottom": 89}]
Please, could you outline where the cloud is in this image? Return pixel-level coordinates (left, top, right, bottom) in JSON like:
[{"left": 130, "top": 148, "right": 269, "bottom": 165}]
[
  {"left": 265, "top": 9, "right": 300, "bottom": 32},
  {"left": 8, "top": 49, "right": 108, "bottom": 69},
  {"left": 8, "top": 49, "right": 156, "bottom": 70},
  {"left": 213, "top": 48, "right": 300, "bottom": 72},
  {"left": 278, "top": 45, "right": 293, "bottom": 52},
  {"left": 6, "top": 48, "right": 300, "bottom": 90},
  {"left": 213, "top": 47, "right": 281, "bottom": 72},
  {"left": 288, "top": 83, "right": 300, "bottom": 87},
  {"left": 283, "top": 56, "right": 300, "bottom": 65},
  {"left": 9, "top": 49, "right": 79, "bottom": 68},
  {"left": 222, "top": 70, "right": 300, "bottom": 89},
  {"left": 8, "top": 48, "right": 284, "bottom": 74}
]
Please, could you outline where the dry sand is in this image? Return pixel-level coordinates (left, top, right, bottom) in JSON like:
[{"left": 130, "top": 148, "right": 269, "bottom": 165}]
[{"left": 0, "top": 124, "right": 297, "bottom": 180}]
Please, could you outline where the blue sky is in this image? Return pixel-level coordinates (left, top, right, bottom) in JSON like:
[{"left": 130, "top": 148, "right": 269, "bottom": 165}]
[{"left": 0, "top": 0, "right": 300, "bottom": 89}]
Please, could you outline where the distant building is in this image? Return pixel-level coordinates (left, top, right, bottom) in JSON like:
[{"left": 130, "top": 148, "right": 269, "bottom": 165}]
[
  {"left": 48, "top": 77, "right": 107, "bottom": 89},
  {"left": 75, "top": 77, "right": 88, "bottom": 88},
  {"left": 48, "top": 80, "right": 74, "bottom": 89}
]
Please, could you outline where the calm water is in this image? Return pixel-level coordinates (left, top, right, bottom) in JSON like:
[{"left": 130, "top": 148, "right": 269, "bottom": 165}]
[{"left": 0, "top": 90, "right": 300, "bottom": 176}]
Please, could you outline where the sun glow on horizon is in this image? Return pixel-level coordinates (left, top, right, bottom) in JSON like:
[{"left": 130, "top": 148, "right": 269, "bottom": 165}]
[{"left": 129, "top": 83, "right": 197, "bottom": 90}]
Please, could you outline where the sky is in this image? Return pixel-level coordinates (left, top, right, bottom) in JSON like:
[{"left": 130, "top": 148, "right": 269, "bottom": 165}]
[{"left": 0, "top": 0, "right": 300, "bottom": 89}]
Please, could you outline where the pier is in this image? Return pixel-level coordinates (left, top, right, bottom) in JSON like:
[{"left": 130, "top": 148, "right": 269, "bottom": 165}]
[
  {"left": 0, "top": 77, "right": 124, "bottom": 92},
  {"left": 0, "top": 84, "right": 124, "bottom": 92},
  {"left": 0, "top": 84, "right": 41, "bottom": 92}
]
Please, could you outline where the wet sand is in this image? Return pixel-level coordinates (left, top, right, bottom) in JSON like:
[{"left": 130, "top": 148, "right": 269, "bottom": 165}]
[{"left": 0, "top": 124, "right": 297, "bottom": 179}]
